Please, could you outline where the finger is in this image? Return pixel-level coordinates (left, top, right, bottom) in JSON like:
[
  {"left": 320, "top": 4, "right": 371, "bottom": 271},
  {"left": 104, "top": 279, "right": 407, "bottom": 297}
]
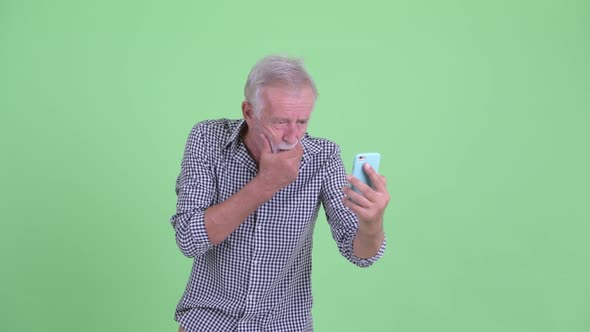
[
  {"left": 342, "top": 195, "right": 363, "bottom": 216},
  {"left": 282, "top": 141, "right": 302, "bottom": 154},
  {"left": 280, "top": 141, "right": 303, "bottom": 160},
  {"left": 346, "top": 174, "right": 374, "bottom": 199},
  {"left": 342, "top": 195, "right": 375, "bottom": 221},
  {"left": 363, "top": 163, "right": 387, "bottom": 192},
  {"left": 343, "top": 186, "right": 371, "bottom": 208},
  {"left": 292, "top": 142, "right": 304, "bottom": 159},
  {"left": 295, "top": 141, "right": 303, "bottom": 154}
]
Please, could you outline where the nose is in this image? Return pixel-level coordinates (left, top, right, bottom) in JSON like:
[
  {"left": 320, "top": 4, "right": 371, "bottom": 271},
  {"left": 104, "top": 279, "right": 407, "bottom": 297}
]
[{"left": 283, "top": 123, "right": 299, "bottom": 144}]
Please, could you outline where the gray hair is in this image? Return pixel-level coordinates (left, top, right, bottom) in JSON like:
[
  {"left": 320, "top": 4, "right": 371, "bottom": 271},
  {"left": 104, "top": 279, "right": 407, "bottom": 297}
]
[{"left": 244, "top": 55, "right": 318, "bottom": 117}]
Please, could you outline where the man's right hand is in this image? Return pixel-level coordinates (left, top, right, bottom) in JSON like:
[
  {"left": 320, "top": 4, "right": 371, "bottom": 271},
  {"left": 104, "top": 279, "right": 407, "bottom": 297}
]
[{"left": 256, "top": 134, "right": 303, "bottom": 195}]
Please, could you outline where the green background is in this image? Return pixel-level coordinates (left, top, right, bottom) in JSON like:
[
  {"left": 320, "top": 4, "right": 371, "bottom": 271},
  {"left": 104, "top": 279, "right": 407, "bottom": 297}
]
[{"left": 1, "top": 0, "right": 588, "bottom": 331}]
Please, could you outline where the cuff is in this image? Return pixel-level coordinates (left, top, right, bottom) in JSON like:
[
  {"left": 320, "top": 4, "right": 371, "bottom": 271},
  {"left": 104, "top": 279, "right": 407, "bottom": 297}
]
[{"left": 345, "top": 233, "right": 387, "bottom": 268}]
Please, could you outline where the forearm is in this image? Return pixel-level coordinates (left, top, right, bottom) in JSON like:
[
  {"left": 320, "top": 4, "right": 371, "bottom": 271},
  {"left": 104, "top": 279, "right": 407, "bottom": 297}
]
[
  {"left": 352, "top": 221, "right": 385, "bottom": 259},
  {"left": 204, "top": 177, "right": 275, "bottom": 245}
]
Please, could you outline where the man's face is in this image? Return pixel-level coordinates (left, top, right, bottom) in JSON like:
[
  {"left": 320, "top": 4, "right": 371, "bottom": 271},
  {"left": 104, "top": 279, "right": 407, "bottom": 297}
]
[{"left": 244, "top": 85, "right": 315, "bottom": 153}]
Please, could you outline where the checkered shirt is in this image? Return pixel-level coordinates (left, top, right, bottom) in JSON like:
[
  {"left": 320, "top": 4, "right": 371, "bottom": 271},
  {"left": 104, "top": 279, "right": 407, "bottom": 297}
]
[{"left": 170, "top": 119, "right": 385, "bottom": 331}]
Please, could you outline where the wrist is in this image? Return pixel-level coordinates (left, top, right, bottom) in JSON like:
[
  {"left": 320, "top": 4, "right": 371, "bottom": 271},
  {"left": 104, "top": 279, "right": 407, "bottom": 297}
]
[
  {"left": 249, "top": 176, "right": 277, "bottom": 202},
  {"left": 357, "top": 220, "right": 384, "bottom": 238}
]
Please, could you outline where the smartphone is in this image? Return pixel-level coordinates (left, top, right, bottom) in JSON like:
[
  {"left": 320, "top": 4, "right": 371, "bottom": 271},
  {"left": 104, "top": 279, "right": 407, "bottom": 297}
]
[{"left": 351, "top": 152, "right": 381, "bottom": 193}]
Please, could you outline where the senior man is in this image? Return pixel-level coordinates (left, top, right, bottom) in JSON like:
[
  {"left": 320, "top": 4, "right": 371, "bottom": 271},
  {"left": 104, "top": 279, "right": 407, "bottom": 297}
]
[{"left": 170, "top": 55, "right": 390, "bottom": 332}]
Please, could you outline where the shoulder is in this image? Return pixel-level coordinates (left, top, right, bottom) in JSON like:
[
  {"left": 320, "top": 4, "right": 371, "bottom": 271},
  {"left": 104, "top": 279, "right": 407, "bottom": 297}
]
[
  {"left": 183, "top": 119, "right": 243, "bottom": 155},
  {"left": 302, "top": 133, "right": 343, "bottom": 163},
  {"left": 186, "top": 118, "right": 242, "bottom": 146},
  {"left": 190, "top": 118, "right": 241, "bottom": 139}
]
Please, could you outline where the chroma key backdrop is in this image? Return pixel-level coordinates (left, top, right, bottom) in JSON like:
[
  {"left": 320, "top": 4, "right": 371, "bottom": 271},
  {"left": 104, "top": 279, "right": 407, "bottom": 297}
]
[{"left": 1, "top": 0, "right": 588, "bottom": 331}]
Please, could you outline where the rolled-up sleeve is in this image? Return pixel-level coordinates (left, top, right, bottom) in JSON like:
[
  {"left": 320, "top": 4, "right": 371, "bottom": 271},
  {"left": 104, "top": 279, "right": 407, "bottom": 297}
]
[
  {"left": 320, "top": 148, "right": 386, "bottom": 267},
  {"left": 170, "top": 124, "right": 216, "bottom": 257}
]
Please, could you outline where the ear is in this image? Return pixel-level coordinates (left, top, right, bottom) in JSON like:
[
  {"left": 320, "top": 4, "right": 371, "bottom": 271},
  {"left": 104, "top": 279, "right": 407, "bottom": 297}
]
[{"left": 242, "top": 101, "right": 254, "bottom": 122}]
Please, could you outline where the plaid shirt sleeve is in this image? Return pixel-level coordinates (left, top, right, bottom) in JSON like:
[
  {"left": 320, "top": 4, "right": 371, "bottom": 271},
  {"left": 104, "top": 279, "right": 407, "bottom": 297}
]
[
  {"left": 320, "top": 146, "right": 386, "bottom": 267},
  {"left": 170, "top": 123, "right": 216, "bottom": 257}
]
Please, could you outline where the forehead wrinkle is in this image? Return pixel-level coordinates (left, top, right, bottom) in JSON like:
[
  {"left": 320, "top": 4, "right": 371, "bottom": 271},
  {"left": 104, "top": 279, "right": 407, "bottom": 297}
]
[{"left": 261, "top": 86, "right": 315, "bottom": 117}]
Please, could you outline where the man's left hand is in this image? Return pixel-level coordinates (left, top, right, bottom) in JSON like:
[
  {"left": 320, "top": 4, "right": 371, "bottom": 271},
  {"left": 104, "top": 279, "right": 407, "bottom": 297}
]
[{"left": 342, "top": 163, "right": 390, "bottom": 231}]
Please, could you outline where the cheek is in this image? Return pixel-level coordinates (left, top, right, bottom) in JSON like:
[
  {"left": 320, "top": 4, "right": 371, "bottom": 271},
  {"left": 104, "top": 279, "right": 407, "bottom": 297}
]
[{"left": 260, "top": 124, "right": 282, "bottom": 140}]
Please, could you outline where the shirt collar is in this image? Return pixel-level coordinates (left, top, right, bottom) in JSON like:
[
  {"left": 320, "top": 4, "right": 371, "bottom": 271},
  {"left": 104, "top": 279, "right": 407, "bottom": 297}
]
[{"left": 224, "top": 119, "right": 247, "bottom": 149}]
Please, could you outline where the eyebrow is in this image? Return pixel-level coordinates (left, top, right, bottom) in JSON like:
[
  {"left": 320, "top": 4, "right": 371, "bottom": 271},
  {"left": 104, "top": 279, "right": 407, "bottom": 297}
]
[{"left": 273, "top": 115, "right": 310, "bottom": 121}]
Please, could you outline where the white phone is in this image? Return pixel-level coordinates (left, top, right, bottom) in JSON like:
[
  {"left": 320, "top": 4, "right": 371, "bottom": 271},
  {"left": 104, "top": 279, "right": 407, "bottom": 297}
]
[{"left": 351, "top": 152, "right": 381, "bottom": 193}]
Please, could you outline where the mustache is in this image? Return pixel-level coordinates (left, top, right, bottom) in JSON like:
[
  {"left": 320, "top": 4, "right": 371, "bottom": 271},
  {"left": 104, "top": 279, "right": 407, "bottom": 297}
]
[{"left": 272, "top": 141, "right": 299, "bottom": 153}]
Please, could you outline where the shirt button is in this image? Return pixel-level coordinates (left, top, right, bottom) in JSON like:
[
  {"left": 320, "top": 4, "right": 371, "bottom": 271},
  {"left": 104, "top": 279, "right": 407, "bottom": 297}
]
[{"left": 252, "top": 260, "right": 258, "bottom": 266}]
